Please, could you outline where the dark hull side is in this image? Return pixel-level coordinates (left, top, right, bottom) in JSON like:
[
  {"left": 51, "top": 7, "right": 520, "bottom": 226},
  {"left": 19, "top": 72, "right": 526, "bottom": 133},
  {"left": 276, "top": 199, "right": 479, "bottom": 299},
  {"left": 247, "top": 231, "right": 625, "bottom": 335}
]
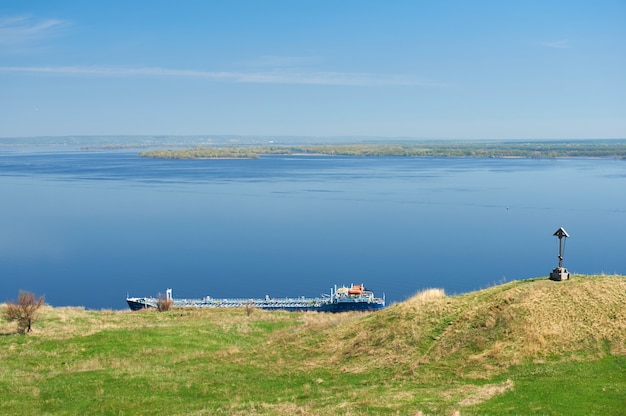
[
  {"left": 317, "top": 301, "right": 385, "bottom": 313},
  {"left": 126, "top": 300, "right": 153, "bottom": 311}
]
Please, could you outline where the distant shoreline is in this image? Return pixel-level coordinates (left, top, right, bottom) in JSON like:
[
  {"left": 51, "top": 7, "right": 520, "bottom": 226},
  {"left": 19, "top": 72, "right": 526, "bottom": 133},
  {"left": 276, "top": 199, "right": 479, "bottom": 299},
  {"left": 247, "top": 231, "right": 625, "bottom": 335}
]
[{"left": 138, "top": 141, "right": 626, "bottom": 160}]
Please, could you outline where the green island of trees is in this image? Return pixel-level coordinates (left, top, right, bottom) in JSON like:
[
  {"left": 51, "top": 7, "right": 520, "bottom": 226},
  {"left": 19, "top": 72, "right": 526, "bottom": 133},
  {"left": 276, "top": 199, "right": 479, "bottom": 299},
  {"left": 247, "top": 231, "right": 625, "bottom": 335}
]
[{"left": 139, "top": 140, "right": 626, "bottom": 160}]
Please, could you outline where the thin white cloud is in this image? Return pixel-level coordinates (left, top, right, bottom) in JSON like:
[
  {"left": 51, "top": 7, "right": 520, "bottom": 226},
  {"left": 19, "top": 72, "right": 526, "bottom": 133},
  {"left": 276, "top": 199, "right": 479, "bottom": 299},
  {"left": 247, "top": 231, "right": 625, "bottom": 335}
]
[
  {"left": 541, "top": 39, "right": 571, "bottom": 49},
  {"left": 0, "top": 15, "right": 66, "bottom": 46},
  {"left": 242, "top": 55, "right": 324, "bottom": 68},
  {"left": 0, "top": 65, "right": 447, "bottom": 87}
]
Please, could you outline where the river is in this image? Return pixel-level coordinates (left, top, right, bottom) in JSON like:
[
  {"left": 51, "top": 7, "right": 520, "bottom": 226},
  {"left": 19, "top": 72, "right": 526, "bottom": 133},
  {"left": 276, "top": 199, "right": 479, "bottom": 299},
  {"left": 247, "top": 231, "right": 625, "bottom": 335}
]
[{"left": 1, "top": 147, "right": 624, "bottom": 309}]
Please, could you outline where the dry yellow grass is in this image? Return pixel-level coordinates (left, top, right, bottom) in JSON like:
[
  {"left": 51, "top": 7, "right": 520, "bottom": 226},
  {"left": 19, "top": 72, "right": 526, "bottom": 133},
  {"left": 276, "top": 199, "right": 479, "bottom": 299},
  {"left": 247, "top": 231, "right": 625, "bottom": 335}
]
[
  {"left": 258, "top": 275, "right": 626, "bottom": 378},
  {"left": 456, "top": 379, "right": 515, "bottom": 406},
  {"left": 443, "top": 275, "right": 626, "bottom": 366}
]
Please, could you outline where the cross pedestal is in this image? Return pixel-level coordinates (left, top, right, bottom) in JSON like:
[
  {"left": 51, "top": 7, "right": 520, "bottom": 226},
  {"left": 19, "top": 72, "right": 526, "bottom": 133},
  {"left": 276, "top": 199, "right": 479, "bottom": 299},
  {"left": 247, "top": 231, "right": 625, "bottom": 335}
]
[{"left": 550, "top": 267, "right": 570, "bottom": 281}]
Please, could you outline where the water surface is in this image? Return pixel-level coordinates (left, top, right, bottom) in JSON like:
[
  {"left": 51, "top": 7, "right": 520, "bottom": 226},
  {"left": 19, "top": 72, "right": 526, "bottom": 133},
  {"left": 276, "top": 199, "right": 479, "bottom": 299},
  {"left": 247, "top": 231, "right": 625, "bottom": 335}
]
[{"left": 1, "top": 150, "right": 624, "bottom": 309}]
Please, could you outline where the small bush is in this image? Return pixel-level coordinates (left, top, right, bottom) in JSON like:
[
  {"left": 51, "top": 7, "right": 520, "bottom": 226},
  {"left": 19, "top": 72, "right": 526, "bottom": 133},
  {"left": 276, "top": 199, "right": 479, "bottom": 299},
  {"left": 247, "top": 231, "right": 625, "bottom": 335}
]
[
  {"left": 156, "top": 293, "right": 173, "bottom": 312},
  {"left": 244, "top": 302, "right": 255, "bottom": 317},
  {"left": 4, "top": 291, "right": 45, "bottom": 334}
]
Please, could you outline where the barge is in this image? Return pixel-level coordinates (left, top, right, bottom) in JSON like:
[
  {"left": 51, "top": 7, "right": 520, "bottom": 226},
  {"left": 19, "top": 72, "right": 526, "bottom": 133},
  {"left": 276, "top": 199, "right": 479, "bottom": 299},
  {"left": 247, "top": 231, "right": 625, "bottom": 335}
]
[{"left": 126, "top": 284, "right": 385, "bottom": 312}]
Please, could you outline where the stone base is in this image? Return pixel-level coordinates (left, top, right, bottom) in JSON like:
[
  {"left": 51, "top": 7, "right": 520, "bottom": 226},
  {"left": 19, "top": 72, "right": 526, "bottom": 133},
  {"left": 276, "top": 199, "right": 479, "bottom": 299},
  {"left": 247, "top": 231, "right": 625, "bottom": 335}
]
[{"left": 550, "top": 267, "right": 570, "bottom": 281}]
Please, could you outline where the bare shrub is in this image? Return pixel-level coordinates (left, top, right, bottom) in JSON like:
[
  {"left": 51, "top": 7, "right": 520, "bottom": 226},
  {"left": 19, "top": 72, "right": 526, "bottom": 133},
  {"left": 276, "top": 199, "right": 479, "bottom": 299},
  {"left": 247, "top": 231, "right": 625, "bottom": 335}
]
[
  {"left": 156, "top": 293, "right": 173, "bottom": 312},
  {"left": 244, "top": 302, "right": 255, "bottom": 317},
  {"left": 4, "top": 291, "right": 45, "bottom": 334}
]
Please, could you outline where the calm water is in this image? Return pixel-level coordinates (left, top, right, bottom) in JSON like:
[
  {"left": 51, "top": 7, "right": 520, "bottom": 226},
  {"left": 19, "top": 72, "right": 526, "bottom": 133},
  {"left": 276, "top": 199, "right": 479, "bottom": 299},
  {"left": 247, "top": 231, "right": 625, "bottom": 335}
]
[{"left": 1, "top": 149, "right": 625, "bottom": 309}]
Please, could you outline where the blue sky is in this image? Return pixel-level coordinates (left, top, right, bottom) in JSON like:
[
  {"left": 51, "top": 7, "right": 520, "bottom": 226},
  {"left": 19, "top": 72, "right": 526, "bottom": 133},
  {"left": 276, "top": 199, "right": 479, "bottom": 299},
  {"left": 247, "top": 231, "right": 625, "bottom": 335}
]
[{"left": 1, "top": 0, "right": 625, "bottom": 139}]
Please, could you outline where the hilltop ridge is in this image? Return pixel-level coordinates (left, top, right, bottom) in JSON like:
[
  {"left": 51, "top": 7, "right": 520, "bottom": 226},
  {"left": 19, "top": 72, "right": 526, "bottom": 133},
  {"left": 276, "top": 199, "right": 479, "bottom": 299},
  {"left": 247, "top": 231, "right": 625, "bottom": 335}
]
[{"left": 260, "top": 275, "right": 625, "bottom": 377}]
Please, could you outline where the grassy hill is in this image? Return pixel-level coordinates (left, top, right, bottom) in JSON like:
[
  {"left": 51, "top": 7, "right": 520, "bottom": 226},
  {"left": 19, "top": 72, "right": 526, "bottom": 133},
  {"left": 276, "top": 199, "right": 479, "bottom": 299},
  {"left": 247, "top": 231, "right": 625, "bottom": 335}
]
[{"left": 1, "top": 274, "right": 624, "bottom": 415}]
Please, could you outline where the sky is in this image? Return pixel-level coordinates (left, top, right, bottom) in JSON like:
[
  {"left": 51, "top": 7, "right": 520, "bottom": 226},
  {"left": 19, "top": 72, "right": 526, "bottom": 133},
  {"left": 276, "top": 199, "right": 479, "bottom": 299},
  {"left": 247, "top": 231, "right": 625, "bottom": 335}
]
[{"left": 1, "top": 0, "right": 625, "bottom": 139}]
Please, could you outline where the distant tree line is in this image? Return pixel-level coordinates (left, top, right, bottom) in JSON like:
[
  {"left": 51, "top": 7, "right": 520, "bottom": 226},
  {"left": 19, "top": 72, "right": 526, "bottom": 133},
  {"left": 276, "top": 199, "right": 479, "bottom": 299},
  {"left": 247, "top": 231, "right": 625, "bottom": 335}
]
[
  {"left": 139, "top": 140, "right": 626, "bottom": 160},
  {"left": 141, "top": 147, "right": 260, "bottom": 159}
]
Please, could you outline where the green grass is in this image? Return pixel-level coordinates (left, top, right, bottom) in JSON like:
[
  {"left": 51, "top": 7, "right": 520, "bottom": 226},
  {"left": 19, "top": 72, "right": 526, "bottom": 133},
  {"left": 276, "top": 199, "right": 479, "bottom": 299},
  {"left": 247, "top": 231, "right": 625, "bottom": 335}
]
[
  {"left": 470, "top": 356, "right": 626, "bottom": 415},
  {"left": 1, "top": 275, "right": 624, "bottom": 415}
]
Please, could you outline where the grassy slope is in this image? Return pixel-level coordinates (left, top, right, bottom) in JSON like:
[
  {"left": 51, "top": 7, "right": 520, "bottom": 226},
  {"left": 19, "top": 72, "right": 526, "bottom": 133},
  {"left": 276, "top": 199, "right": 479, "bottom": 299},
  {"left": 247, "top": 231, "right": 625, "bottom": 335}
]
[{"left": 0, "top": 275, "right": 624, "bottom": 415}]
